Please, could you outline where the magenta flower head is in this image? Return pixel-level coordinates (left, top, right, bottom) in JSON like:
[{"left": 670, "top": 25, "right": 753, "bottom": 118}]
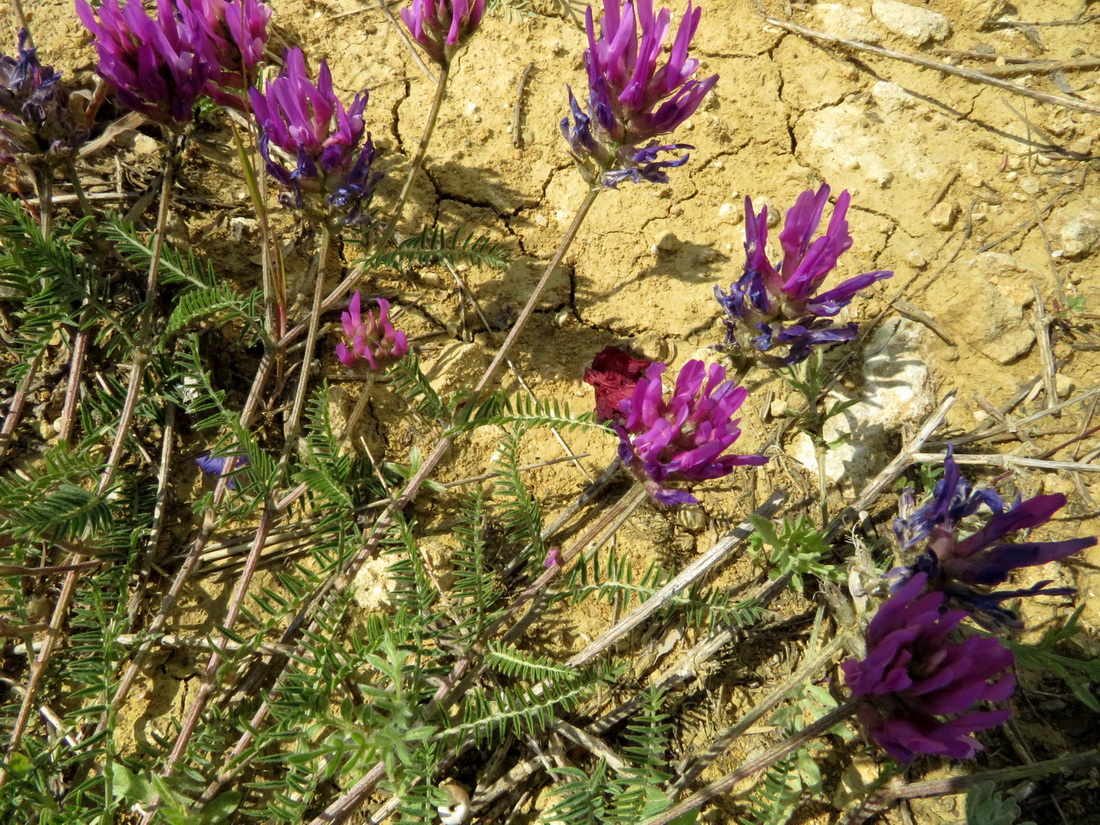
[
  {"left": 613, "top": 359, "right": 766, "bottom": 505},
  {"left": 715, "top": 184, "right": 893, "bottom": 366},
  {"left": 335, "top": 292, "right": 408, "bottom": 371},
  {"left": 250, "top": 48, "right": 380, "bottom": 223},
  {"left": 843, "top": 572, "right": 1016, "bottom": 763},
  {"left": 561, "top": 0, "right": 718, "bottom": 187},
  {"left": 891, "top": 447, "right": 1096, "bottom": 630},
  {"left": 0, "top": 31, "right": 88, "bottom": 167},
  {"left": 76, "top": 0, "right": 218, "bottom": 126},
  {"left": 400, "top": 0, "right": 485, "bottom": 68},
  {"left": 191, "top": 0, "right": 272, "bottom": 106}
]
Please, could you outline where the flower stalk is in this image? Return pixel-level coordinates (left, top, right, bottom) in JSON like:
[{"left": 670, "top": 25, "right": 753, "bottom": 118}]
[{"left": 376, "top": 62, "right": 449, "bottom": 253}]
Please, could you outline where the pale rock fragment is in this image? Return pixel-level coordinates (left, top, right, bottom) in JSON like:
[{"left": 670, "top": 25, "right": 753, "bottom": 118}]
[
  {"left": 871, "top": 0, "right": 952, "bottom": 44},
  {"left": 813, "top": 3, "right": 883, "bottom": 43},
  {"left": 791, "top": 318, "right": 934, "bottom": 491},
  {"left": 426, "top": 341, "right": 491, "bottom": 397},
  {"left": 929, "top": 200, "right": 958, "bottom": 230},
  {"left": 1055, "top": 211, "right": 1100, "bottom": 259},
  {"left": 938, "top": 255, "right": 1036, "bottom": 364},
  {"left": 351, "top": 556, "right": 398, "bottom": 612}
]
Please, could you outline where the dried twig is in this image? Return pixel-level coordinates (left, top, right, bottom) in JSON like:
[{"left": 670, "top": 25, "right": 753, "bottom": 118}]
[
  {"left": 824, "top": 392, "right": 956, "bottom": 539},
  {"left": 565, "top": 490, "right": 788, "bottom": 668},
  {"left": 765, "top": 16, "right": 1100, "bottom": 117},
  {"left": 909, "top": 451, "right": 1100, "bottom": 474},
  {"left": 1031, "top": 284, "right": 1059, "bottom": 410}
]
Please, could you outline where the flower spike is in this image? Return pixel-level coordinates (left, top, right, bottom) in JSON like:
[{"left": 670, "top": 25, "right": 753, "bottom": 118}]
[
  {"left": 561, "top": 0, "right": 717, "bottom": 187},
  {"left": 843, "top": 572, "right": 1016, "bottom": 763},
  {"left": 0, "top": 30, "right": 88, "bottom": 166},
  {"left": 250, "top": 48, "right": 381, "bottom": 222},
  {"left": 191, "top": 0, "right": 272, "bottom": 108},
  {"left": 715, "top": 184, "right": 892, "bottom": 366},
  {"left": 891, "top": 446, "right": 1096, "bottom": 629},
  {"left": 335, "top": 292, "right": 409, "bottom": 371},
  {"left": 77, "top": 0, "right": 218, "bottom": 125},
  {"left": 400, "top": 0, "right": 485, "bottom": 68},
  {"left": 612, "top": 359, "right": 766, "bottom": 505}
]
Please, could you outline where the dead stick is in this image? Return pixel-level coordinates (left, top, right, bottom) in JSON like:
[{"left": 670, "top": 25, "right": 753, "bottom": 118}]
[
  {"left": 565, "top": 490, "right": 788, "bottom": 668},
  {"left": 825, "top": 392, "right": 957, "bottom": 540},
  {"left": 909, "top": 451, "right": 1100, "bottom": 473},
  {"left": 765, "top": 16, "right": 1100, "bottom": 117}
]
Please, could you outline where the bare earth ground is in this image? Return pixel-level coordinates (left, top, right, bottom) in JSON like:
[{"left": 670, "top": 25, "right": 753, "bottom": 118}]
[{"left": 5, "top": 0, "right": 1100, "bottom": 822}]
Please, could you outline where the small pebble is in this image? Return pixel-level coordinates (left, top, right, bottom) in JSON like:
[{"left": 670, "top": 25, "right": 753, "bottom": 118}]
[
  {"left": 929, "top": 201, "right": 958, "bottom": 230},
  {"left": 1055, "top": 373, "right": 1076, "bottom": 398}
]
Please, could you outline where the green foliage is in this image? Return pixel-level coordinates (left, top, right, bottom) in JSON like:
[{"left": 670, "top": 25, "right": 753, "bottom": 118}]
[
  {"left": 1006, "top": 605, "right": 1100, "bottom": 714},
  {"left": 966, "top": 782, "right": 1035, "bottom": 825},
  {"left": 567, "top": 544, "right": 765, "bottom": 630},
  {"left": 363, "top": 225, "right": 512, "bottom": 272},
  {"left": 739, "top": 684, "right": 854, "bottom": 825},
  {"left": 110, "top": 765, "right": 241, "bottom": 825},
  {"left": 780, "top": 350, "right": 860, "bottom": 443},
  {"left": 541, "top": 688, "right": 695, "bottom": 825},
  {"left": 747, "top": 514, "right": 845, "bottom": 591}
]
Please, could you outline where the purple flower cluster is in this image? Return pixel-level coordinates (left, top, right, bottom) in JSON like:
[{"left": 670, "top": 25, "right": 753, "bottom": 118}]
[
  {"left": 715, "top": 184, "right": 892, "bottom": 366},
  {"left": 842, "top": 572, "right": 1016, "bottom": 763},
  {"left": 401, "top": 0, "right": 485, "bottom": 68},
  {"left": 250, "top": 48, "right": 380, "bottom": 222},
  {"left": 76, "top": 0, "right": 271, "bottom": 124},
  {"left": 0, "top": 31, "right": 87, "bottom": 166},
  {"left": 561, "top": 0, "right": 717, "bottom": 187},
  {"left": 612, "top": 359, "right": 766, "bottom": 505},
  {"left": 195, "top": 0, "right": 272, "bottom": 105},
  {"left": 335, "top": 292, "right": 408, "bottom": 371},
  {"left": 892, "top": 447, "right": 1096, "bottom": 630},
  {"left": 843, "top": 449, "right": 1095, "bottom": 764}
]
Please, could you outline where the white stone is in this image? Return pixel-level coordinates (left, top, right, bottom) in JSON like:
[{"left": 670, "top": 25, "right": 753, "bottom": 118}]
[
  {"left": 929, "top": 201, "right": 958, "bottom": 230},
  {"left": 870, "top": 80, "right": 915, "bottom": 115},
  {"left": 814, "top": 3, "right": 883, "bottom": 43},
  {"left": 791, "top": 318, "right": 934, "bottom": 491},
  {"left": 351, "top": 557, "right": 397, "bottom": 612},
  {"left": 872, "top": 0, "right": 952, "bottom": 44},
  {"left": 1056, "top": 212, "right": 1100, "bottom": 259}
]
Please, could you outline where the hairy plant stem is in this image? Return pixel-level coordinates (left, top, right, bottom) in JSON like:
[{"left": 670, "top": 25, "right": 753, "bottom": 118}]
[
  {"left": 87, "top": 348, "right": 276, "bottom": 754},
  {"left": 151, "top": 228, "right": 333, "bottom": 806},
  {"left": 377, "top": 62, "right": 450, "bottom": 254},
  {"left": 233, "top": 123, "right": 286, "bottom": 344},
  {"left": 671, "top": 630, "right": 853, "bottom": 794},
  {"left": 0, "top": 348, "right": 44, "bottom": 465},
  {"left": 1, "top": 138, "right": 179, "bottom": 785},
  {"left": 199, "top": 185, "right": 602, "bottom": 807},
  {"left": 644, "top": 701, "right": 861, "bottom": 825}
]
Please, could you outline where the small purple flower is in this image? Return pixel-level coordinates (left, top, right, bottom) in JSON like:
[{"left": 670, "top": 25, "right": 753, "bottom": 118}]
[
  {"left": 335, "top": 292, "right": 408, "bottom": 371},
  {"left": 560, "top": 0, "right": 717, "bottom": 187},
  {"left": 715, "top": 184, "right": 893, "bottom": 366},
  {"left": 400, "top": 0, "right": 485, "bottom": 68},
  {"left": 76, "top": 0, "right": 218, "bottom": 126},
  {"left": 892, "top": 447, "right": 1096, "bottom": 629},
  {"left": 613, "top": 359, "right": 767, "bottom": 505},
  {"left": 250, "top": 48, "right": 380, "bottom": 222},
  {"left": 842, "top": 572, "right": 1016, "bottom": 763},
  {"left": 0, "top": 31, "right": 88, "bottom": 166},
  {"left": 192, "top": 0, "right": 272, "bottom": 107},
  {"left": 195, "top": 452, "right": 249, "bottom": 488}
]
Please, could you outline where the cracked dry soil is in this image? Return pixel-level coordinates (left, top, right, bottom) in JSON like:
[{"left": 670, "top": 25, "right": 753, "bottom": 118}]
[{"left": 6, "top": 0, "right": 1100, "bottom": 822}]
